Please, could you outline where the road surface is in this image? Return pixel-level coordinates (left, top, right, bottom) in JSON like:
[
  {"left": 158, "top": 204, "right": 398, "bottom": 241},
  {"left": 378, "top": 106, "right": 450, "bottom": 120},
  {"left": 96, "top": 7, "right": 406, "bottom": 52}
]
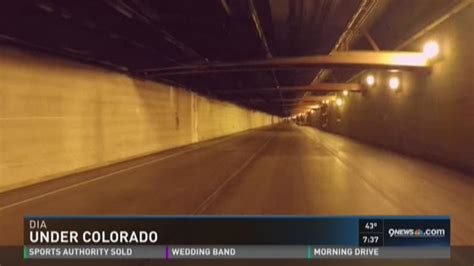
[{"left": 0, "top": 123, "right": 473, "bottom": 245}]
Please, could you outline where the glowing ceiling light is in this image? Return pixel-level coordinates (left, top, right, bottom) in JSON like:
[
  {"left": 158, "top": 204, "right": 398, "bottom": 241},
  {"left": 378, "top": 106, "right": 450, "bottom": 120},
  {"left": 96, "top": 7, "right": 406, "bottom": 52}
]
[
  {"left": 343, "top": 90, "right": 349, "bottom": 96},
  {"left": 366, "top": 74, "right": 375, "bottom": 86},
  {"left": 423, "top": 40, "right": 440, "bottom": 59},
  {"left": 389, "top": 77, "right": 400, "bottom": 90},
  {"left": 335, "top": 98, "right": 343, "bottom": 106},
  {"left": 392, "top": 54, "right": 428, "bottom": 66}
]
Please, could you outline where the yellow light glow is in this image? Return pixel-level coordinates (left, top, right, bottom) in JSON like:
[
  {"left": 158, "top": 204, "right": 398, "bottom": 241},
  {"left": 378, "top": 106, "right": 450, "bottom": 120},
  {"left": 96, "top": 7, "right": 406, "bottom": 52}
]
[
  {"left": 343, "top": 90, "right": 349, "bottom": 96},
  {"left": 335, "top": 98, "right": 343, "bottom": 106},
  {"left": 423, "top": 40, "right": 440, "bottom": 59},
  {"left": 366, "top": 75, "right": 375, "bottom": 86},
  {"left": 392, "top": 54, "right": 428, "bottom": 66},
  {"left": 389, "top": 77, "right": 400, "bottom": 90}
]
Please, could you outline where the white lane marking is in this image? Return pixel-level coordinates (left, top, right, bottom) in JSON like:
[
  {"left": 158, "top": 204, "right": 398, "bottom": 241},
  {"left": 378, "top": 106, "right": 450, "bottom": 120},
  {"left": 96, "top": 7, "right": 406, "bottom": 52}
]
[
  {"left": 0, "top": 132, "right": 254, "bottom": 212},
  {"left": 192, "top": 135, "right": 275, "bottom": 214}
]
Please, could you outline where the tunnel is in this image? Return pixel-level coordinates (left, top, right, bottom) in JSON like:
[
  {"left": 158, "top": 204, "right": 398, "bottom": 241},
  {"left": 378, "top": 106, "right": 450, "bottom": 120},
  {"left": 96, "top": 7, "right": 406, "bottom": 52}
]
[{"left": 0, "top": 0, "right": 473, "bottom": 265}]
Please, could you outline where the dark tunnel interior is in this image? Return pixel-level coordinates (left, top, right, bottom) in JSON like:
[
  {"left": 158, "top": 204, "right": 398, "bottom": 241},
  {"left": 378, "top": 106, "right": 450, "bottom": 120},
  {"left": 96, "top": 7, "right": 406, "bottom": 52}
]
[{"left": 0, "top": 1, "right": 473, "bottom": 265}]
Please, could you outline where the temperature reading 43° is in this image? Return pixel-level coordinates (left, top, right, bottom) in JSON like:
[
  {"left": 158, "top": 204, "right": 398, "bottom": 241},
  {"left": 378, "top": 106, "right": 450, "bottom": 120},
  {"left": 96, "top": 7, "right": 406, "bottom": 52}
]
[
  {"left": 359, "top": 219, "right": 383, "bottom": 233},
  {"left": 365, "top": 222, "right": 378, "bottom": 230}
]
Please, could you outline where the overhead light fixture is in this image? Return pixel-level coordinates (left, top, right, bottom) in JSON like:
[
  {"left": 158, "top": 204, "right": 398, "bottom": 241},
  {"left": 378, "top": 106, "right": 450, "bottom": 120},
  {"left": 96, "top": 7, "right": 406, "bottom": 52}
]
[
  {"left": 389, "top": 76, "right": 400, "bottom": 90},
  {"left": 366, "top": 74, "right": 375, "bottom": 86},
  {"left": 343, "top": 90, "right": 349, "bottom": 96},
  {"left": 423, "top": 40, "right": 440, "bottom": 59},
  {"left": 335, "top": 98, "right": 343, "bottom": 107}
]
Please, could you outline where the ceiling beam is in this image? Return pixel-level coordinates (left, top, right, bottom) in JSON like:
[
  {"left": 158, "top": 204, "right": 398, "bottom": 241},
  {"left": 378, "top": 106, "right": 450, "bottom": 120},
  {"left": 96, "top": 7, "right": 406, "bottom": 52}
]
[
  {"left": 244, "top": 96, "right": 331, "bottom": 103},
  {"left": 281, "top": 99, "right": 332, "bottom": 105},
  {"left": 213, "top": 83, "right": 362, "bottom": 94},
  {"left": 136, "top": 51, "right": 431, "bottom": 76}
]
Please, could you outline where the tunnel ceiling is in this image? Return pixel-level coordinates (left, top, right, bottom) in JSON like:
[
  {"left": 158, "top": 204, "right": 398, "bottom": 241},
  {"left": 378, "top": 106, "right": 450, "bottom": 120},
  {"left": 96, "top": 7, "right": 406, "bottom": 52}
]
[{"left": 0, "top": 0, "right": 460, "bottom": 116}]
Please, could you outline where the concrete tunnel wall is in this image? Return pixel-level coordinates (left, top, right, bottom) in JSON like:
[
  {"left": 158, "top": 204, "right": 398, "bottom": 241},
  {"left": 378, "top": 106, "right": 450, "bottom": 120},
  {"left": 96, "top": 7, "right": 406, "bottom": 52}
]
[
  {"left": 0, "top": 46, "right": 278, "bottom": 193},
  {"left": 306, "top": 6, "right": 474, "bottom": 174}
]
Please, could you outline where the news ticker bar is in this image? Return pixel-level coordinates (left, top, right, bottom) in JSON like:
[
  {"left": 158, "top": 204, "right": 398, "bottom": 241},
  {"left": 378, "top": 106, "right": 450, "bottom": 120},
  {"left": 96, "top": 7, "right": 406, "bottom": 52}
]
[
  {"left": 24, "top": 215, "right": 450, "bottom": 247},
  {"left": 24, "top": 245, "right": 451, "bottom": 259}
]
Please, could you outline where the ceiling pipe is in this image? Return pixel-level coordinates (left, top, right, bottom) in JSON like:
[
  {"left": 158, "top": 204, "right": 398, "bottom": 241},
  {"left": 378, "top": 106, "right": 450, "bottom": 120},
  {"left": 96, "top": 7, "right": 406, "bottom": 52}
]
[
  {"left": 309, "top": 0, "right": 380, "bottom": 85},
  {"left": 291, "top": 0, "right": 381, "bottom": 111},
  {"left": 249, "top": 0, "right": 285, "bottom": 114},
  {"left": 104, "top": 0, "right": 207, "bottom": 62},
  {"left": 346, "top": 0, "right": 473, "bottom": 83},
  {"left": 395, "top": 0, "right": 473, "bottom": 50},
  {"left": 214, "top": 0, "right": 276, "bottom": 112},
  {"left": 213, "top": 83, "right": 362, "bottom": 94}
]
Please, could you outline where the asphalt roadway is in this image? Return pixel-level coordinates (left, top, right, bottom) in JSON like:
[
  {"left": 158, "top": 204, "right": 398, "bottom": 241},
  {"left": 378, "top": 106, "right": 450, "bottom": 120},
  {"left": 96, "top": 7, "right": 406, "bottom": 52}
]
[{"left": 0, "top": 123, "right": 473, "bottom": 248}]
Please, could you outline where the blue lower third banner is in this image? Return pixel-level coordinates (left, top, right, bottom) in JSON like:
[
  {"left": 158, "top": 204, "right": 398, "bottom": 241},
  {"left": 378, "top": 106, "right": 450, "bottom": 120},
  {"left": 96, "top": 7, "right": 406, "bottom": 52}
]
[{"left": 23, "top": 215, "right": 450, "bottom": 259}]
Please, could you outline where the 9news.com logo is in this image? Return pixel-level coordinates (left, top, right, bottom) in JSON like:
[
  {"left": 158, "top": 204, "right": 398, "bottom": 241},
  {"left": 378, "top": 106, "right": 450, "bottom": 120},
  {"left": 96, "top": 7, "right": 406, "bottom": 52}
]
[{"left": 388, "top": 228, "right": 446, "bottom": 238}]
